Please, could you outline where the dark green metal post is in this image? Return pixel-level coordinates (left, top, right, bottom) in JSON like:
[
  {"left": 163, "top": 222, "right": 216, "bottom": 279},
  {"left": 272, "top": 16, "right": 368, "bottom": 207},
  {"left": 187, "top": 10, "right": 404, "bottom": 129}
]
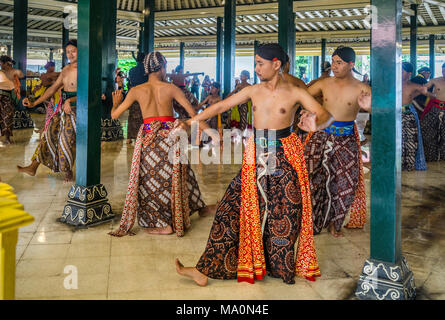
[
  {"left": 216, "top": 17, "right": 223, "bottom": 86},
  {"left": 429, "top": 34, "right": 435, "bottom": 78},
  {"left": 13, "top": 0, "right": 27, "bottom": 92},
  {"left": 278, "top": 0, "right": 295, "bottom": 75},
  {"left": 410, "top": 4, "right": 418, "bottom": 73},
  {"left": 62, "top": 0, "right": 114, "bottom": 228},
  {"left": 321, "top": 38, "right": 327, "bottom": 66},
  {"left": 142, "top": 0, "right": 155, "bottom": 54},
  {"left": 355, "top": 0, "right": 415, "bottom": 300},
  {"left": 62, "top": 13, "right": 69, "bottom": 67},
  {"left": 180, "top": 42, "right": 185, "bottom": 69},
  {"left": 313, "top": 56, "right": 320, "bottom": 80},
  {"left": 254, "top": 40, "right": 259, "bottom": 84},
  {"left": 138, "top": 23, "right": 144, "bottom": 53},
  {"left": 101, "top": 0, "right": 123, "bottom": 142},
  {"left": 49, "top": 48, "right": 54, "bottom": 62},
  {"left": 223, "top": 0, "right": 235, "bottom": 98},
  {"left": 7, "top": 45, "right": 11, "bottom": 57}
]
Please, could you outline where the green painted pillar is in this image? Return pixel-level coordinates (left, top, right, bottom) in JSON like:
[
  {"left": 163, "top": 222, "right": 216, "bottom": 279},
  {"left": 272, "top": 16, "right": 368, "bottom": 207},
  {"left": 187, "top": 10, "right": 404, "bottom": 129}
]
[
  {"left": 254, "top": 40, "right": 259, "bottom": 84},
  {"left": 61, "top": 0, "right": 114, "bottom": 228},
  {"left": 223, "top": 0, "right": 235, "bottom": 98},
  {"left": 62, "top": 13, "right": 70, "bottom": 67},
  {"left": 180, "top": 42, "right": 185, "bottom": 69},
  {"left": 138, "top": 23, "right": 144, "bottom": 53},
  {"left": 142, "top": 0, "right": 155, "bottom": 54},
  {"left": 49, "top": 48, "right": 54, "bottom": 62},
  {"left": 216, "top": 17, "right": 223, "bottom": 86},
  {"left": 13, "top": 0, "right": 27, "bottom": 92},
  {"left": 429, "top": 34, "right": 435, "bottom": 78},
  {"left": 101, "top": 0, "right": 123, "bottom": 142},
  {"left": 355, "top": 0, "right": 415, "bottom": 300},
  {"left": 278, "top": 0, "right": 295, "bottom": 75},
  {"left": 321, "top": 38, "right": 327, "bottom": 66},
  {"left": 410, "top": 4, "right": 418, "bottom": 73},
  {"left": 7, "top": 45, "right": 11, "bottom": 57},
  {"left": 312, "top": 56, "right": 320, "bottom": 79}
]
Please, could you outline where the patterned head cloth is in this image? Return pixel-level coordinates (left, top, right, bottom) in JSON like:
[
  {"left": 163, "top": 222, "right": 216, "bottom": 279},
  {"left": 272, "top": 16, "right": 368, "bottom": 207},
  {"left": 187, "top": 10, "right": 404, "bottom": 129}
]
[
  {"left": 332, "top": 46, "right": 361, "bottom": 75},
  {"left": 143, "top": 51, "right": 167, "bottom": 75}
]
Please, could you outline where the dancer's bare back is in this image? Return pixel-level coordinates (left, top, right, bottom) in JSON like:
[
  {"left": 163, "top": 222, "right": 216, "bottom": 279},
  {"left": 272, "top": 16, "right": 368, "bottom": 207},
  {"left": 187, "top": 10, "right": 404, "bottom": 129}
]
[
  {"left": 111, "top": 79, "right": 197, "bottom": 119},
  {"left": 0, "top": 70, "right": 14, "bottom": 90},
  {"left": 427, "top": 77, "right": 445, "bottom": 101}
]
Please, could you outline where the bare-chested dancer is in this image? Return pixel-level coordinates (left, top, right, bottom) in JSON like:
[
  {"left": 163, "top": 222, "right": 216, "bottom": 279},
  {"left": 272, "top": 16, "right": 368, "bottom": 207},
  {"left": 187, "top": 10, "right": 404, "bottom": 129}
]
[
  {"left": 421, "top": 62, "right": 445, "bottom": 162},
  {"left": 108, "top": 52, "right": 216, "bottom": 237},
  {"left": 18, "top": 40, "right": 78, "bottom": 182},
  {"left": 167, "top": 66, "right": 203, "bottom": 119},
  {"left": 401, "top": 62, "right": 428, "bottom": 171},
  {"left": 305, "top": 46, "right": 371, "bottom": 238},
  {"left": 175, "top": 43, "right": 333, "bottom": 286},
  {"left": 0, "top": 62, "right": 16, "bottom": 145}
]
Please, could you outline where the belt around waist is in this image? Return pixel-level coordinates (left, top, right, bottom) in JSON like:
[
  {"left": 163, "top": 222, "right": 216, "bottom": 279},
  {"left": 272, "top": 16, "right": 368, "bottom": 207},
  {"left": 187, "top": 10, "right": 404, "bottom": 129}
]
[
  {"left": 143, "top": 116, "right": 176, "bottom": 132},
  {"left": 254, "top": 126, "right": 293, "bottom": 149},
  {"left": 0, "top": 89, "right": 12, "bottom": 97},
  {"left": 431, "top": 99, "right": 445, "bottom": 109},
  {"left": 323, "top": 121, "right": 355, "bottom": 136}
]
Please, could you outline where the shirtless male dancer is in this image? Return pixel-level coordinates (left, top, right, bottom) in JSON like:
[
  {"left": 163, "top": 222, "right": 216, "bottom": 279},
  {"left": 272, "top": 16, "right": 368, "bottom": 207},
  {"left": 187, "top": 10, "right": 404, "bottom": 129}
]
[
  {"left": 401, "top": 62, "right": 428, "bottom": 171},
  {"left": 0, "top": 65, "right": 15, "bottom": 144},
  {"left": 108, "top": 52, "right": 216, "bottom": 237},
  {"left": 18, "top": 40, "right": 78, "bottom": 182},
  {"left": 305, "top": 46, "right": 371, "bottom": 237},
  {"left": 421, "top": 63, "right": 445, "bottom": 162},
  {"left": 175, "top": 43, "right": 333, "bottom": 286}
]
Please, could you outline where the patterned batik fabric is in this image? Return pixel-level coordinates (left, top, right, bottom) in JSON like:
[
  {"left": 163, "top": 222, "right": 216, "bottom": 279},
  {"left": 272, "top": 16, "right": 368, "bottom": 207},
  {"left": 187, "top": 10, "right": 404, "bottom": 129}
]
[
  {"left": 127, "top": 102, "right": 144, "bottom": 140},
  {"left": 304, "top": 130, "right": 360, "bottom": 234},
  {"left": 35, "top": 105, "right": 76, "bottom": 173},
  {"left": 173, "top": 87, "right": 199, "bottom": 119},
  {"left": 196, "top": 134, "right": 320, "bottom": 284},
  {"left": 109, "top": 121, "right": 206, "bottom": 237},
  {"left": 402, "top": 111, "right": 419, "bottom": 171},
  {"left": 58, "top": 106, "right": 77, "bottom": 173},
  {"left": 420, "top": 104, "right": 445, "bottom": 162},
  {"left": 0, "top": 94, "right": 15, "bottom": 137}
]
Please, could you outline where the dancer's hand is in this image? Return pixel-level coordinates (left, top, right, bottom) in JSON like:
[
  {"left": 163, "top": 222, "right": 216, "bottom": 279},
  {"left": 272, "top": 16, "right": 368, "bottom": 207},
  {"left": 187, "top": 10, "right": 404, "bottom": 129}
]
[
  {"left": 63, "top": 100, "right": 72, "bottom": 114},
  {"left": 358, "top": 91, "right": 372, "bottom": 111},
  {"left": 101, "top": 94, "right": 107, "bottom": 101},
  {"left": 298, "top": 110, "right": 318, "bottom": 132},
  {"left": 23, "top": 98, "right": 34, "bottom": 108},
  {"left": 112, "top": 90, "right": 123, "bottom": 108}
]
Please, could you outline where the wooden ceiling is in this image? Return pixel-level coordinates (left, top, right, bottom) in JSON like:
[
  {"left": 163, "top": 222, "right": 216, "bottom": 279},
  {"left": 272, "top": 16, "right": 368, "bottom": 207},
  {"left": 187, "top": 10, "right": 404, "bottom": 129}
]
[{"left": 0, "top": 0, "right": 445, "bottom": 58}]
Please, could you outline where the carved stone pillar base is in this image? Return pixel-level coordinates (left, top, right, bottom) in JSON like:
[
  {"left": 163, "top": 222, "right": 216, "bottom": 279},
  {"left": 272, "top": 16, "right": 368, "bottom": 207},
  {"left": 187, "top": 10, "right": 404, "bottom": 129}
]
[
  {"left": 60, "top": 184, "right": 114, "bottom": 228},
  {"left": 355, "top": 257, "right": 416, "bottom": 300},
  {"left": 101, "top": 118, "right": 124, "bottom": 141},
  {"left": 13, "top": 110, "right": 34, "bottom": 130}
]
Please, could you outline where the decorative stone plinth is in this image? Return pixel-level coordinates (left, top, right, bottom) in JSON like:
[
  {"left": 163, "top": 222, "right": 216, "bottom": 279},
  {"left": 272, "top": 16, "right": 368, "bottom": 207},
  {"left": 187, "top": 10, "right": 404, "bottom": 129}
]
[
  {"left": 61, "top": 184, "right": 114, "bottom": 228},
  {"left": 355, "top": 257, "right": 416, "bottom": 300},
  {"left": 13, "top": 110, "right": 34, "bottom": 130},
  {"left": 101, "top": 118, "right": 124, "bottom": 141}
]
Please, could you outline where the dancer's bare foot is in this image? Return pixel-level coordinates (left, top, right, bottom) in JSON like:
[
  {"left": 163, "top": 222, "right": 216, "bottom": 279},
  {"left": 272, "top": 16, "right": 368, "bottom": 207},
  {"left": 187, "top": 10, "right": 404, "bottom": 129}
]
[
  {"left": 144, "top": 225, "right": 173, "bottom": 235},
  {"left": 175, "top": 258, "right": 208, "bottom": 287},
  {"left": 4, "top": 136, "right": 13, "bottom": 145},
  {"left": 101, "top": 141, "right": 106, "bottom": 148},
  {"left": 64, "top": 171, "right": 74, "bottom": 183},
  {"left": 126, "top": 139, "right": 132, "bottom": 145},
  {"left": 17, "top": 165, "right": 37, "bottom": 176},
  {"left": 199, "top": 203, "right": 219, "bottom": 217},
  {"left": 328, "top": 223, "right": 344, "bottom": 238},
  {"left": 34, "top": 128, "right": 43, "bottom": 134}
]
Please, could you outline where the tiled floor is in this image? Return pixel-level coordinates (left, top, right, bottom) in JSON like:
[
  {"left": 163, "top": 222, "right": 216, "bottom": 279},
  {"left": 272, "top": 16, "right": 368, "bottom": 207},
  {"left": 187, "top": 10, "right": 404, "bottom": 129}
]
[{"left": 1, "top": 113, "right": 444, "bottom": 300}]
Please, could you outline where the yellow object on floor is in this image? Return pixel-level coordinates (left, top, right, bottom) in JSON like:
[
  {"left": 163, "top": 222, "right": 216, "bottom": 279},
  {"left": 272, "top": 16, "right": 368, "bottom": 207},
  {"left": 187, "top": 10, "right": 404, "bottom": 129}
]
[{"left": 0, "top": 183, "right": 34, "bottom": 300}]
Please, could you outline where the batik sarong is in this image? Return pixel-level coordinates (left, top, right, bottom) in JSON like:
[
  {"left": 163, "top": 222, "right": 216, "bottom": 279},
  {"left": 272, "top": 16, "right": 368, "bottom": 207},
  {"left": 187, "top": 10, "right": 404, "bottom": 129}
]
[
  {"left": 0, "top": 90, "right": 15, "bottom": 138},
  {"left": 196, "top": 127, "right": 320, "bottom": 284},
  {"left": 127, "top": 101, "right": 144, "bottom": 140},
  {"left": 304, "top": 121, "right": 367, "bottom": 234},
  {"left": 420, "top": 99, "right": 445, "bottom": 162},
  {"left": 402, "top": 105, "right": 427, "bottom": 171},
  {"left": 109, "top": 117, "right": 206, "bottom": 237},
  {"left": 35, "top": 91, "right": 77, "bottom": 173},
  {"left": 173, "top": 86, "right": 199, "bottom": 119}
]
